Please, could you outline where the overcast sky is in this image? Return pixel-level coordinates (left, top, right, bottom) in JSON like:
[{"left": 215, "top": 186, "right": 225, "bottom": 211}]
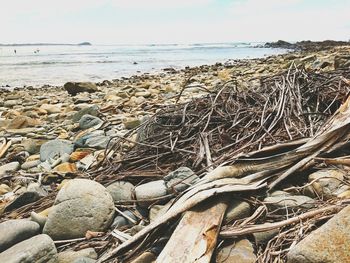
[{"left": 1, "top": 0, "right": 349, "bottom": 44}]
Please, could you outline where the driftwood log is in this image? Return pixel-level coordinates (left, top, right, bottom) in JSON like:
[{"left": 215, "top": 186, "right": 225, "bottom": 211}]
[{"left": 157, "top": 200, "right": 227, "bottom": 263}]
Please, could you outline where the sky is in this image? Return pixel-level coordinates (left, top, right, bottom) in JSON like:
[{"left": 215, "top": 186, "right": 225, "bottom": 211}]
[{"left": 0, "top": 0, "right": 349, "bottom": 44}]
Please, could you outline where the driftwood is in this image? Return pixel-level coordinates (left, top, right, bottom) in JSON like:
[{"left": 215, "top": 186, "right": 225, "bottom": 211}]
[
  {"left": 202, "top": 93, "right": 350, "bottom": 189},
  {"left": 0, "top": 138, "right": 11, "bottom": 159},
  {"left": 313, "top": 157, "right": 350, "bottom": 167},
  {"left": 97, "top": 180, "right": 265, "bottom": 262},
  {"left": 156, "top": 200, "right": 227, "bottom": 263},
  {"left": 220, "top": 203, "right": 345, "bottom": 238}
]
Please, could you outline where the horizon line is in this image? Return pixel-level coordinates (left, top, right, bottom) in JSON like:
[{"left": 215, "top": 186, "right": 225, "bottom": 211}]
[{"left": 0, "top": 38, "right": 349, "bottom": 47}]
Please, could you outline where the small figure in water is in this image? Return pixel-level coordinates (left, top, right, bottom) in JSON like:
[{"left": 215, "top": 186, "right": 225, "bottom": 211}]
[{"left": 14, "top": 49, "right": 16, "bottom": 54}]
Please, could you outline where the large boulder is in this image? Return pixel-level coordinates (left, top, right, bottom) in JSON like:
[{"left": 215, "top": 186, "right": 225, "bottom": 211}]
[
  {"left": 43, "top": 179, "right": 115, "bottom": 240},
  {"left": 287, "top": 205, "right": 350, "bottom": 263},
  {"left": 0, "top": 234, "right": 58, "bottom": 263},
  {"left": 64, "top": 82, "right": 98, "bottom": 96},
  {"left": 40, "top": 139, "right": 74, "bottom": 162},
  {"left": 0, "top": 220, "right": 40, "bottom": 252}
]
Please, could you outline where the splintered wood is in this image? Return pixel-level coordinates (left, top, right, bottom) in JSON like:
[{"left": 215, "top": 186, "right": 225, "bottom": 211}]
[{"left": 157, "top": 200, "right": 227, "bottom": 263}]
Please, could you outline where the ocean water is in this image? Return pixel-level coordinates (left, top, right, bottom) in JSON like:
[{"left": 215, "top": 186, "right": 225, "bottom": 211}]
[{"left": 0, "top": 43, "right": 286, "bottom": 88}]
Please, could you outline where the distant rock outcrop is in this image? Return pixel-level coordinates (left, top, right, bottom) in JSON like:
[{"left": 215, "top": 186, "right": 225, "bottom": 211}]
[
  {"left": 78, "top": 42, "right": 92, "bottom": 46},
  {"left": 264, "top": 40, "right": 295, "bottom": 49},
  {"left": 265, "top": 39, "right": 350, "bottom": 51}
]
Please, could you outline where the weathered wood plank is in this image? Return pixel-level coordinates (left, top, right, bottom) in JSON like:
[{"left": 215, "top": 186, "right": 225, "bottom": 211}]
[{"left": 156, "top": 199, "right": 227, "bottom": 263}]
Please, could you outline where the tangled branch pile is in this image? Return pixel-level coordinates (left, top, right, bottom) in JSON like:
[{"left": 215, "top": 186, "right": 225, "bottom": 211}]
[
  {"left": 88, "top": 66, "right": 350, "bottom": 262},
  {"left": 97, "top": 66, "right": 350, "bottom": 179}
]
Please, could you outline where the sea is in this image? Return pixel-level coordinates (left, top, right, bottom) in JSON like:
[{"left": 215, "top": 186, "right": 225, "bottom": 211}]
[{"left": 0, "top": 43, "right": 286, "bottom": 88}]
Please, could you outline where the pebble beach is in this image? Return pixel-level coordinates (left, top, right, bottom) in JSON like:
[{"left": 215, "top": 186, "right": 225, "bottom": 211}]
[{"left": 1, "top": 42, "right": 350, "bottom": 262}]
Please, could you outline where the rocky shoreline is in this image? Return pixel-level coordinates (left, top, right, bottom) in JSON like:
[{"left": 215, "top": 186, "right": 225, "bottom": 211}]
[
  {"left": 0, "top": 44, "right": 350, "bottom": 262},
  {"left": 264, "top": 39, "right": 350, "bottom": 51}
]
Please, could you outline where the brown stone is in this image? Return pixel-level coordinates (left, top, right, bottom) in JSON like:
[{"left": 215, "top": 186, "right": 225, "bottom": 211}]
[
  {"left": 6, "top": 116, "right": 40, "bottom": 129},
  {"left": 53, "top": 162, "right": 78, "bottom": 173},
  {"left": 287, "top": 205, "right": 350, "bottom": 263},
  {"left": 40, "top": 104, "right": 62, "bottom": 114},
  {"left": 64, "top": 82, "right": 98, "bottom": 96}
]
